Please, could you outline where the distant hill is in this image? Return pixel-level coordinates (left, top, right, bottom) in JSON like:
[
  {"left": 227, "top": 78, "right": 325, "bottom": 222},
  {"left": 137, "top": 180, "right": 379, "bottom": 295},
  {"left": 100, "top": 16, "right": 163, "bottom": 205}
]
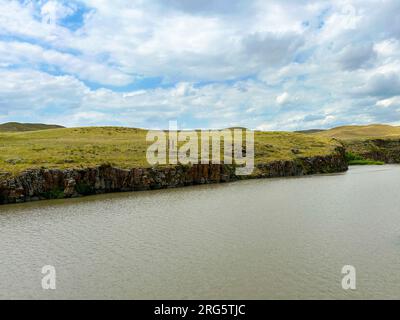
[
  {"left": 314, "top": 124, "right": 400, "bottom": 140},
  {"left": 295, "top": 129, "right": 326, "bottom": 134},
  {"left": 0, "top": 122, "right": 65, "bottom": 132}
]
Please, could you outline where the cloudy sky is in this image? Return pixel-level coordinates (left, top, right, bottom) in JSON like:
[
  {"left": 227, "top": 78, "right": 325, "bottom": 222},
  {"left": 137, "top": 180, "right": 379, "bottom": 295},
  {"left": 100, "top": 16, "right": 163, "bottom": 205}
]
[{"left": 0, "top": 0, "right": 400, "bottom": 130}]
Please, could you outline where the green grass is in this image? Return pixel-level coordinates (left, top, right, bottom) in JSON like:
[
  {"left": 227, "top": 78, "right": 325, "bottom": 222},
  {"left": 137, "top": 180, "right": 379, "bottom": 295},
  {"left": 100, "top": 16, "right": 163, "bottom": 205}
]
[
  {"left": 0, "top": 127, "right": 341, "bottom": 177},
  {"left": 347, "top": 160, "right": 384, "bottom": 165},
  {"left": 345, "top": 151, "right": 364, "bottom": 162},
  {"left": 345, "top": 152, "right": 384, "bottom": 166}
]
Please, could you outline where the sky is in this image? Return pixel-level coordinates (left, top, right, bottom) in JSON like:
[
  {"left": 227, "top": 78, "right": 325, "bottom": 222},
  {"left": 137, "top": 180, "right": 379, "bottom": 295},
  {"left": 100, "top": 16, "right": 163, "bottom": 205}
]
[{"left": 0, "top": 0, "right": 400, "bottom": 130}]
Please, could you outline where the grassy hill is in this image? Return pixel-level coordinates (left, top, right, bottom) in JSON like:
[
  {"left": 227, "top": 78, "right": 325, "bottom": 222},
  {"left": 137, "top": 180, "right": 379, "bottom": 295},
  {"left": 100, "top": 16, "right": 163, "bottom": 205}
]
[
  {"left": 295, "top": 129, "right": 326, "bottom": 134},
  {"left": 3, "top": 123, "right": 400, "bottom": 175},
  {"left": 0, "top": 122, "right": 65, "bottom": 132},
  {"left": 0, "top": 127, "right": 340, "bottom": 176},
  {"left": 314, "top": 124, "right": 400, "bottom": 140}
]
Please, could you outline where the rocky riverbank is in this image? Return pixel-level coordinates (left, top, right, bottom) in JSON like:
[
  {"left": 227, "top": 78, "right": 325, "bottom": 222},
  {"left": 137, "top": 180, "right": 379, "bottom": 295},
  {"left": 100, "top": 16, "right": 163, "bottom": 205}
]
[
  {"left": 346, "top": 139, "right": 400, "bottom": 164},
  {"left": 0, "top": 147, "right": 348, "bottom": 205}
]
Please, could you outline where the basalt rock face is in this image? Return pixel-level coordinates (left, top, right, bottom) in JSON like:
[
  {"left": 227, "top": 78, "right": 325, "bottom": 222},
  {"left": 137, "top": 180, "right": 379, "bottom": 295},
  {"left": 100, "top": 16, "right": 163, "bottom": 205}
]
[
  {"left": 254, "top": 148, "right": 348, "bottom": 178},
  {"left": 0, "top": 147, "right": 348, "bottom": 205}
]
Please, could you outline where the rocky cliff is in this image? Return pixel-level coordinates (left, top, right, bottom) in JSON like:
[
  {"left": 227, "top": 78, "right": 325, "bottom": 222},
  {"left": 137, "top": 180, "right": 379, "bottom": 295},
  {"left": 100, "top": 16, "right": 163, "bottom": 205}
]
[
  {"left": 346, "top": 139, "right": 400, "bottom": 163},
  {"left": 0, "top": 147, "right": 348, "bottom": 205}
]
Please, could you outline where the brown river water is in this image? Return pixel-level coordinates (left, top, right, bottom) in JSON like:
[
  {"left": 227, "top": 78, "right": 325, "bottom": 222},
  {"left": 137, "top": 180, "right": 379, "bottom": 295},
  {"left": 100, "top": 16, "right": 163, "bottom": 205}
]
[{"left": 1, "top": 165, "right": 400, "bottom": 299}]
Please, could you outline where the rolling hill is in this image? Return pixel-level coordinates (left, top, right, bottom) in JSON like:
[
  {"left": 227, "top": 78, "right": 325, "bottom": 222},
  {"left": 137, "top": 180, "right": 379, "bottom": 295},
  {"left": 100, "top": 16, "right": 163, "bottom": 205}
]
[
  {"left": 0, "top": 122, "right": 65, "bottom": 132},
  {"left": 314, "top": 124, "right": 400, "bottom": 140},
  {"left": 295, "top": 129, "right": 326, "bottom": 134}
]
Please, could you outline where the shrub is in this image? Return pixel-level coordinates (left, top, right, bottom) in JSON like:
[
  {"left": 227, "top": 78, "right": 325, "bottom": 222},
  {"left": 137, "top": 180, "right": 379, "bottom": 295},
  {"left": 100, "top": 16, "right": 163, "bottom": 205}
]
[
  {"left": 75, "top": 182, "right": 95, "bottom": 195},
  {"left": 41, "top": 188, "right": 64, "bottom": 199},
  {"left": 345, "top": 152, "right": 364, "bottom": 162}
]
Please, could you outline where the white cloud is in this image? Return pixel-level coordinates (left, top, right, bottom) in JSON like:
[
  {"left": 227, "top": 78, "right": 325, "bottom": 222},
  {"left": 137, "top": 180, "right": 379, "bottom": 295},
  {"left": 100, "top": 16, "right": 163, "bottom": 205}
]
[
  {"left": 376, "top": 97, "right": 400, "bottom": 108},
  {"left": 276, "top": 92, "right": 290, "bottom": 105},
  {"left": 337, "top": 43, "right": 376, "bottom": 70},
  {"left": 0, "top": 41, "right": 133, "bottom": 86},
  {"left": 0, "top": 68, "right": 86, "bottom": 120},
  {"left": 41, "top": 1, "right": 76, "bottom": 25},
  {"left": 1, "top": 0, "right": 400, "bottom": 129}
]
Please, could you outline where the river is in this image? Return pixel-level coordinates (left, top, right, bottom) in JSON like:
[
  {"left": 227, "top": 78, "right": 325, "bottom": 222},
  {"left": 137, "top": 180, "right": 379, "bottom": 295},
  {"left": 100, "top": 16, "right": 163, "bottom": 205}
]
[{"left": 1, "top": 165, "right": 400, "bottom": 299}]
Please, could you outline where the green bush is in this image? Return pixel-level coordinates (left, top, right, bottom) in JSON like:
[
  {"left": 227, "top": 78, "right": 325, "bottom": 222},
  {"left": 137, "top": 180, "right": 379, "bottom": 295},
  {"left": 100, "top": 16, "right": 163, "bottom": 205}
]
[
  {"left": 345, "top": 152, "right": 384, "bottom": 165},
  {"left": 345, "top": 152, "right": 364, "bottom": 162},
  {"left": 41, "top": 188, "right": 64, "bottom": 199},
  {"left": 75, "top": 182, "right": 95, "bottom": 195}
]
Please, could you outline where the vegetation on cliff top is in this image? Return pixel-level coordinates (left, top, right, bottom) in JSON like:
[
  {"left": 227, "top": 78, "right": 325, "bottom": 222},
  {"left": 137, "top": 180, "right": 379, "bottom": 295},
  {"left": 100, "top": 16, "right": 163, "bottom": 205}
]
[{"left": 0, "top": 127, "right": 341, "bottom": 176}]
